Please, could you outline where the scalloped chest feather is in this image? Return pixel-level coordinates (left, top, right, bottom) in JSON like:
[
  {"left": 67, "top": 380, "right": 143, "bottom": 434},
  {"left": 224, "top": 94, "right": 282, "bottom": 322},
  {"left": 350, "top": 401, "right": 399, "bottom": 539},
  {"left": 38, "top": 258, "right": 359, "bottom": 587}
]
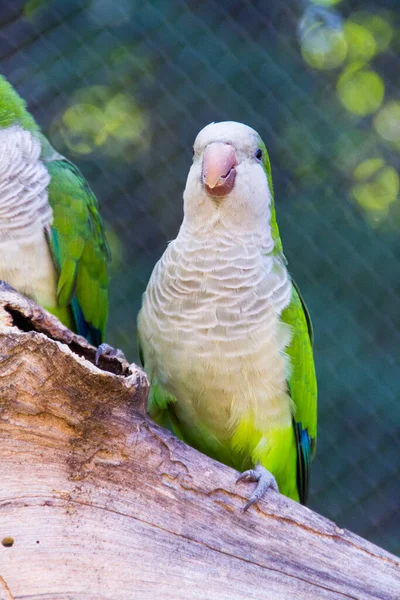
[
  {"left": 138, "top": 232, "right": 294, "bottom": 444},
  {"left": 0, "top": 125, "right": 57, "bottom": 307}
]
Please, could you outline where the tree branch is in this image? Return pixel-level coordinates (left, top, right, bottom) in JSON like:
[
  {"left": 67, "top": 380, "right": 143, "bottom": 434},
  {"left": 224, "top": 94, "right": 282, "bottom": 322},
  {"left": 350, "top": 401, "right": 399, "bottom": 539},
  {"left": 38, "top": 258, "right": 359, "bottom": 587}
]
[{"left": 0, "top": 283, "right": 398, "bottom": 600}]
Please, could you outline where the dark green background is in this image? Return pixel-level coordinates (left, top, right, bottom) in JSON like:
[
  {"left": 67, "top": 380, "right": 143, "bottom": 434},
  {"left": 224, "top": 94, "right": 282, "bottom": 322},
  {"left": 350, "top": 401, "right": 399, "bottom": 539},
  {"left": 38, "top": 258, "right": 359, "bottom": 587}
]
[{"left": 2, "top": 0, "right": 399, "bottom": 555}]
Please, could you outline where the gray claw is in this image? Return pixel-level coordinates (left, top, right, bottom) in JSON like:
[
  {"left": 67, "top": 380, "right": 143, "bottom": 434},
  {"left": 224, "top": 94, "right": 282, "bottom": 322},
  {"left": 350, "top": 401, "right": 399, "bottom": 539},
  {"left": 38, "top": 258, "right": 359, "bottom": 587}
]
[
  {"left": 95, "top": 343, "right": 127, "bottom": 366},
  {"left": 236, "top": 465, "right": 279, "bottom": 511}
]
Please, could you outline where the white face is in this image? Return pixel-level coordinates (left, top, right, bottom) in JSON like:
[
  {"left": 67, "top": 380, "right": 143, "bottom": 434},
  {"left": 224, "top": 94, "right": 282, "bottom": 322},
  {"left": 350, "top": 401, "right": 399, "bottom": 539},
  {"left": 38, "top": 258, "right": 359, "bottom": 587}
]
[{"left": 182, "top": 121, "right": 272, "bottom": 238}]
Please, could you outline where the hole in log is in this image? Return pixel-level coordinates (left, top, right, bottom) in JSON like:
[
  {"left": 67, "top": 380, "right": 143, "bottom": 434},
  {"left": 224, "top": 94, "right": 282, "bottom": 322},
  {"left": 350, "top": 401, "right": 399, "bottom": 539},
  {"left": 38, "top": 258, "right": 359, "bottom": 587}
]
[
  {"left": 7, "top": 308, "right": 32, "bottom": 333},
  {"left": 2, "top": 537, "right": 14, "bottom": 547},
  {"left": 6, "top": 307, "right": 128, "bottom": 377}
]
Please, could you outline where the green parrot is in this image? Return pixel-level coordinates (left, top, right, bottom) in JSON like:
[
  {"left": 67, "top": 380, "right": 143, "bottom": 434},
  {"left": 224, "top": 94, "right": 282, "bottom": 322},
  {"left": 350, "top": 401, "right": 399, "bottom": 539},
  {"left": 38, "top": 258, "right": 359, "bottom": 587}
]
[
  {"left": 0, "top": 75, "right": 109, "bottom": 345},
  {"left": 138, "top": 121, "right": 317, "bottom": 508}
]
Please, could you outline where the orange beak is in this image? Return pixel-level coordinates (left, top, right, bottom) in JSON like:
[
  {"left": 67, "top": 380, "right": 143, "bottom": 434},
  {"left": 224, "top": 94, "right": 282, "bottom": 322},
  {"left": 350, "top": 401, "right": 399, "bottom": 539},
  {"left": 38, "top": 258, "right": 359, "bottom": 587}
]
[{"left": 202, "top": 142, "right": 237, "bottom": 197}]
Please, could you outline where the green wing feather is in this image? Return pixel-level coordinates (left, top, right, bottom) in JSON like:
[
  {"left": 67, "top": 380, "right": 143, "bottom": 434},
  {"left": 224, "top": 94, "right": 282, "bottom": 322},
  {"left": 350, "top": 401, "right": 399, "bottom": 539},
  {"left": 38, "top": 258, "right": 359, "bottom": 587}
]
[
  {"left": 41, "top": 138, "right": 109, "bottom": 345},
  {"left": 281, "top": 280, "right": 317, "bottom": 504},
  {"left": 260, "top": 139, "right": 317, "bottom": 503}
]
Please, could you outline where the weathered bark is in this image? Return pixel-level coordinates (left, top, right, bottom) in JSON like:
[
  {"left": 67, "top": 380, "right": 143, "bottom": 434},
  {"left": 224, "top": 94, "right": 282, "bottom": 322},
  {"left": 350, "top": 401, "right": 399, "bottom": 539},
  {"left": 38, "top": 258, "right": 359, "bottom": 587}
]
[{"left": 0, "top": 283, "right": 398, "bottom": 600}]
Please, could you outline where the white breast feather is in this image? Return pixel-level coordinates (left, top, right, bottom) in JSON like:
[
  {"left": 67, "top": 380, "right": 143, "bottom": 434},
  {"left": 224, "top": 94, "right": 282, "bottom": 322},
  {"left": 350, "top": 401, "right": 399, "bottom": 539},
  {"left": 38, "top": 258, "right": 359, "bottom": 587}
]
[
  {"left": 0, "top": 125, "right": 57, "bottom": 307},
  {"left": 139, "top": 226, "right": 294, "bottom": 442}
]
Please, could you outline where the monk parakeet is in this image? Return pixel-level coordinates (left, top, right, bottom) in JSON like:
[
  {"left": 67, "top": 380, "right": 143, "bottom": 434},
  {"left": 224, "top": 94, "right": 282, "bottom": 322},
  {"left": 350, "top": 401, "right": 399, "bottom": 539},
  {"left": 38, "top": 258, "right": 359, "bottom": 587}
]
[
  {"left": 138, "top": 121, "right": 317, "bottom": 508},
  {"left": 0, "top": 75, "right": 109, "bottom": 344}
]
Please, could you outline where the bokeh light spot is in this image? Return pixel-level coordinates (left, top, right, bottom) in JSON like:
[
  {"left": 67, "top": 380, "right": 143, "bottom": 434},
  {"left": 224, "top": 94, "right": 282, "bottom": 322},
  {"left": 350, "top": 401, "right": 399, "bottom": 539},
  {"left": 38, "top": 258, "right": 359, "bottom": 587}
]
[
  {"left": 337, "top": 63, "right": 384, "bottom": 116},
  {"left": 344, "top": 21, "right": 376, "bottom": 62},
  {"left": 351, "top": 12, "right": 393, "bottom": 53},
  {"left": 55, "top": 86, "right": 150, "bottom": 159},
  {"left": 351, "top": 163, "right": 399, "bottom": 219},
  {"left": 353, "top": 158, "right": 385, "bottom": 181},
  {"left": 311, "top": 0, "right": 343, "bottom": 6},
  {"left": 301, "top": 25, "right": 347, "bottom": 70},
  {"left": 374, "top": 101, "right": 400, "bottom": 143},
  {"left": 61, "top": 104, "right": 105, "bottom": 155}
]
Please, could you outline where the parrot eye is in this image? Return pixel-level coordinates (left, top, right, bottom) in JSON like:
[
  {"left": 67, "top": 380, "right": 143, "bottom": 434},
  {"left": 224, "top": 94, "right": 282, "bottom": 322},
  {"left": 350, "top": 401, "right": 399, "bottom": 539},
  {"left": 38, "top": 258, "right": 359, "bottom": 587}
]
[
  {"left": 192, "top": 147, "right": 195, "bottom": 157},
  {"left": 255, "top": 148, "right": 263, "bottom": 160}
]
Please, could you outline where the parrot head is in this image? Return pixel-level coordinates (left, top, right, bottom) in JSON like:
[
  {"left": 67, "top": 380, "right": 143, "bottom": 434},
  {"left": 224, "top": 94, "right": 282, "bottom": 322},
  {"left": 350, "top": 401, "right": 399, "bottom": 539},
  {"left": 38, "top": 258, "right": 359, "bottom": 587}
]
[
  {"left": 183, "top": 121, "right": 282, "bottom": 253},
  {"left": 0, "top": 76, "right": 38, "bottom": 131}
]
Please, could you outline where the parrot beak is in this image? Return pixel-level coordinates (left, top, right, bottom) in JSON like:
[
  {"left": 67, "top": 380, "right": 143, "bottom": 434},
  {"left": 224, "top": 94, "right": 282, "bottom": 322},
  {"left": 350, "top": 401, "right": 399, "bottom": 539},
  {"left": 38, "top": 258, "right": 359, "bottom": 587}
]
[{"left": 202, "top": 142, "right": 237, "bottom": 197}]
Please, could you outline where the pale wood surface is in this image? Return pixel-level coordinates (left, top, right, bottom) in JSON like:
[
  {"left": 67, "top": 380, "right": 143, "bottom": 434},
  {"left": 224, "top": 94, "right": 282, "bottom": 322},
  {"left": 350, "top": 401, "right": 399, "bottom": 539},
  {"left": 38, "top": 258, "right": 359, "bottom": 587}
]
[{"left": 0, "top": 283, "right": 398, "bottom": 600}]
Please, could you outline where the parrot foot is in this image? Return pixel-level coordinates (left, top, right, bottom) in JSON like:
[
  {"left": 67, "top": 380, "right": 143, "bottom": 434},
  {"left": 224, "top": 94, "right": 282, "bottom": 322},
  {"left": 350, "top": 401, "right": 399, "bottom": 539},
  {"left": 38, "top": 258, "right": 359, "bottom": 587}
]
[
  {"left": 236, "top": 465, "right": 279, "bottom": 511},
  {"left": 95, "top": 343, "right": 127, "bottom": 366}
]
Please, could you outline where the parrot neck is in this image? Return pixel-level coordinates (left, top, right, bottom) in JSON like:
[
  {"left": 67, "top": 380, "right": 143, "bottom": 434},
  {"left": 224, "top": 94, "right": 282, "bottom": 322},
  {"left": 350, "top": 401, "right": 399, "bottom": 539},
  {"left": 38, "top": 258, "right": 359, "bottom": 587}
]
[
  {"left": 180, "top": 207, "right": 275, "bottom": 256},
  {"left": 172, "top": 219, "right": 290, "bottom": 318},
  {"left": 0, "top": 125, "right": 53, "bottom": 244}
]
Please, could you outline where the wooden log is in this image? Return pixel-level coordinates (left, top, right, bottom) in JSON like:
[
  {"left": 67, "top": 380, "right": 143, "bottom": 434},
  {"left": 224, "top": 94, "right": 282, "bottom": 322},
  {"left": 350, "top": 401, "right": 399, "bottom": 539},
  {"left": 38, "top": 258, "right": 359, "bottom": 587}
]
[{"left": 0, "top": 283, "right": 398, "bottom": 600}]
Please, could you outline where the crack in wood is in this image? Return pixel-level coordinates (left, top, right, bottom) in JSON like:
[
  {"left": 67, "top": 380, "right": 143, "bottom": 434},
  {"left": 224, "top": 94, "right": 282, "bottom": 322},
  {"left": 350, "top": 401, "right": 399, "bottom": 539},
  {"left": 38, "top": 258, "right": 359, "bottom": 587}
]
[
  {"left": 142, "top": 435, "right": 400, "bottom": 571},
  {"left": 0, "top": 575, "right": 14, "bottom": 600}
]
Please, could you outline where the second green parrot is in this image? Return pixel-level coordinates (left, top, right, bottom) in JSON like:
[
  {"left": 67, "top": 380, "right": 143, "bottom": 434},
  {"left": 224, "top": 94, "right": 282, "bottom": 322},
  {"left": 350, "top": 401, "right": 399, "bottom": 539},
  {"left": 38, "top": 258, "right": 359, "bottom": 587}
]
[
  {"left": 138, "top": 121, "right": 317, "bottom": 507},
  {"left": 0, "top": 75, "right": 109, "bottom": 344}
]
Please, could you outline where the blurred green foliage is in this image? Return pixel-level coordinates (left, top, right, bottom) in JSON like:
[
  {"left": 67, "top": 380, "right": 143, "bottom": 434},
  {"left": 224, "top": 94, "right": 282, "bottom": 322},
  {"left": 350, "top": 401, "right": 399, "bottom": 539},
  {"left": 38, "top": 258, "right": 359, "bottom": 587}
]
[
  {"left": 1, "top": 0, "right": 399, "bottom": 555},
  {"left": 52, "top": 85, "right": 151, "bottom": 157}
]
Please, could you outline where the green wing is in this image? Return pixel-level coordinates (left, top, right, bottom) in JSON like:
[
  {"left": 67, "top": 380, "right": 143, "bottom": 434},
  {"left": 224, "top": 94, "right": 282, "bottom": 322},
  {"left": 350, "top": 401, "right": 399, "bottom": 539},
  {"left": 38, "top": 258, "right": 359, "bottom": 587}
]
[
  {"left": 41, "top": 138, "right": 109, "bottom": 345},
  {"left": 281, "top": 280, "right": 317, "bottom": 504}
]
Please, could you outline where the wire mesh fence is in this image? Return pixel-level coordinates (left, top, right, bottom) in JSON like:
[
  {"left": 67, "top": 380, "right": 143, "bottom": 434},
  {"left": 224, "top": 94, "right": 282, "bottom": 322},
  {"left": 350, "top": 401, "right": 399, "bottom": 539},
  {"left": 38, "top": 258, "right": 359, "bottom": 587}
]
[{"left": 1, "top": 0, "right": 399, "bottom": 556}]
